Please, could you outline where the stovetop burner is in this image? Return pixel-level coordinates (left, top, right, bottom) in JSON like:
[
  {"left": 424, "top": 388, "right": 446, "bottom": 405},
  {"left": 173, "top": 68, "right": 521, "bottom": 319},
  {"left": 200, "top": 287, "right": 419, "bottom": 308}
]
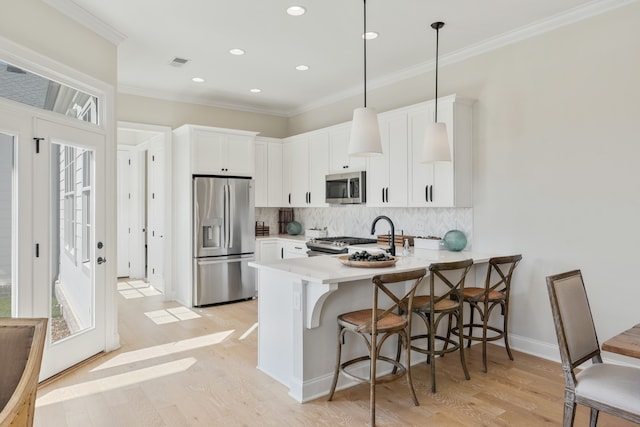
[{"left": 306, "top": 236, "right": 378, "bottom": 254}]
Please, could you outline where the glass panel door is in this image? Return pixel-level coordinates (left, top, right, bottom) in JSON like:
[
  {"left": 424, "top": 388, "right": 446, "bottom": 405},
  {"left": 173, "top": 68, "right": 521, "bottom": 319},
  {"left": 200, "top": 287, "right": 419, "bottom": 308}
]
[{"left": 34, "top": 118, "right": 106, "bottom": 379}]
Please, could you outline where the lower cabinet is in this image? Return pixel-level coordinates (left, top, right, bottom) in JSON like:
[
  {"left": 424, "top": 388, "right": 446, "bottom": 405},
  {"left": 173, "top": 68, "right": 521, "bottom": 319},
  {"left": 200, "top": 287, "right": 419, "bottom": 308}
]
[{"left": 256, "top": 238, "right": 307, "bottom": 262}]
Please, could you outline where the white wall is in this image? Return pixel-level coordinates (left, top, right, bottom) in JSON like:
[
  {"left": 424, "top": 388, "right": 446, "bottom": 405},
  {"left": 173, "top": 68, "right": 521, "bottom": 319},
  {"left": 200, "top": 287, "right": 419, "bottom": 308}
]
[{"left": 469, "top": 4, "right": 640, "bottom": 362}]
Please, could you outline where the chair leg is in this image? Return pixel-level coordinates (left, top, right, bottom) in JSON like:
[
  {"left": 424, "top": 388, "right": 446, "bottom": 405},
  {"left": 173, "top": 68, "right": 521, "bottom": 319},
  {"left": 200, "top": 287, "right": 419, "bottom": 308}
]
[
  {"left": 467, "top": 304, "right": 476, "bottom": 348},
  {"left": 457, "top": 312, "right": 471, "bottom": 380},
  {"left": 370, "top": 334, "right": 378, "bottom": 427},
  {"left": 563, "top": 396, "right": 577, "bottom": 427},
  {"left": 327, "top": 326, "right": 343, "bottom": 401},
  {"left": 402, "top": 331, "right": 419, "bottom": 407},
  {"left": 429, "top": 317, "right": 437, "bottom": 393},
  {"left": 503, "top": 302, "right": 514, "bottom": 361},
  {"left": 482, "top": 307, "right": 489, "bottom": 373},
  {"left": 589, "top": 408, "right": 599, "bottom": 427}
]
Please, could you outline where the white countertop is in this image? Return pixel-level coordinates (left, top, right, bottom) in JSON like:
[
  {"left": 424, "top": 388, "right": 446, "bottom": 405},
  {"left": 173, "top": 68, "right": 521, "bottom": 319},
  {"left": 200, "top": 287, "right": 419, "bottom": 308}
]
[{"left": 249, "top": 248, "right": 497, "bottom": 284}]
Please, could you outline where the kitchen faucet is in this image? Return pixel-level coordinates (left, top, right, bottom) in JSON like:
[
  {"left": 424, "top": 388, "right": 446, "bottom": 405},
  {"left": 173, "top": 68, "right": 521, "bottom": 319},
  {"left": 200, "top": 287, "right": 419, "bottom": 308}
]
[{"left": 370, "top": 215, "right": 395, "bottom": 256}]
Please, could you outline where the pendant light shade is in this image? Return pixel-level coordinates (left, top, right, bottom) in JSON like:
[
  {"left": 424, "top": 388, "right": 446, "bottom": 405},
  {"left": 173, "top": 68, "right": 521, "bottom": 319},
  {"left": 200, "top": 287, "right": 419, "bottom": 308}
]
[
  {"left": 349, "top": 107, "right": 382, "bottom": 156},
  {"left": 421, "top": 21, "right": 451, "bottom": 163},
  {"left": 348, "top": 0, "right": 382, "bottom": 157}
]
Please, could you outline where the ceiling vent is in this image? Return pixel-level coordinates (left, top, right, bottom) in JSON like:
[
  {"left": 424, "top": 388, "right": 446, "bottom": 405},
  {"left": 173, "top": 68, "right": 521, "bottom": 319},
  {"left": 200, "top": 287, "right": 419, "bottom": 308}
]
[{"left": 169, "top": 57, "right": 190, "bottom": 67}]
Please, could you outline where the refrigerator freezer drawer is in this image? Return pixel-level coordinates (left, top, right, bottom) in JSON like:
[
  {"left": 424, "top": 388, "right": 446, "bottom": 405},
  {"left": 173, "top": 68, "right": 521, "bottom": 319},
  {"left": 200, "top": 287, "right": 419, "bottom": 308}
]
[{"left": 193, "top": 255, "right": 256, "bottom": 306}]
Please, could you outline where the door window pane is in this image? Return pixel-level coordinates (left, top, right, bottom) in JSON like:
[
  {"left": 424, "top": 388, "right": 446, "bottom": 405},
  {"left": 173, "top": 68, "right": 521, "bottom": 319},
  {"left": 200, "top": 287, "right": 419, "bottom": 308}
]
[
  {"left": 51, "top": 142, "right": 94, "bottom": 342},
  {"left": 0, "top": 133, "right": 13, "bottom": 317}
]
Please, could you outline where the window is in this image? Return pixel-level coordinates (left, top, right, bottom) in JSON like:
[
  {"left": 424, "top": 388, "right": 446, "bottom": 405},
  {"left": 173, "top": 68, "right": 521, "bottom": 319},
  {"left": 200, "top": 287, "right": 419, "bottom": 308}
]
[{"left": 0, "top": 60, "right": 99, "bottom": 125}]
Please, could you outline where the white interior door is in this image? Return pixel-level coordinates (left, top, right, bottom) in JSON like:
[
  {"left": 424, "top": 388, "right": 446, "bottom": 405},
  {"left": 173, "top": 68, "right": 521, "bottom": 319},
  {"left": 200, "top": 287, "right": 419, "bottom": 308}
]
[
  {"left": 117, "top": 149, "right": 131, "bottom": 277},
  {"left": 33, "top": 118, "right": 106, "bottom": 380}
]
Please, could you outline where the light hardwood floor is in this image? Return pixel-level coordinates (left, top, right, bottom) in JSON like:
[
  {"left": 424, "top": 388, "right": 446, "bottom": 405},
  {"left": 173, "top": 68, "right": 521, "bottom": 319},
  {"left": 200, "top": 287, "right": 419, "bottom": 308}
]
[{"left": 34, "top": 282, "right": 635, "bottom": 427}]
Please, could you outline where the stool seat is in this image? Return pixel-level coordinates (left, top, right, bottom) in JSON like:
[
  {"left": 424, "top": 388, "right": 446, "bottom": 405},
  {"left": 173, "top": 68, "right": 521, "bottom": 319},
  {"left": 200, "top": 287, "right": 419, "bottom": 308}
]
[
  {"left": 461, "top": 287, "right": 505, "bottom": 301},
  {"left": 338, "top": 309, "right": 405, "bottom": 332}
]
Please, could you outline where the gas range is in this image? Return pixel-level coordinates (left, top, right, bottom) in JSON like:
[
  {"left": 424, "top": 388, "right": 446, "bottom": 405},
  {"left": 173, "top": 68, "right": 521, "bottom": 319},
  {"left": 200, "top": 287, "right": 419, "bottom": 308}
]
[{"left": 306, "top": 236, "right": 378, "bottom": 256}]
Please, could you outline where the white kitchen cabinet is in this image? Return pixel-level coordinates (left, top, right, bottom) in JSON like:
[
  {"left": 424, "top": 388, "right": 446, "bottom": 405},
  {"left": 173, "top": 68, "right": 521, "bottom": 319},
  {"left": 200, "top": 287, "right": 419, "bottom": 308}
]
[
  {"left": 407, "top": 95, "right": 473, "bottom": 207},
  {"left": 256, "top": 238, "right": 284, "bottom": 262},
  {"left": 284, "top": 240, "right": 307, "bottom": 258},
  {"left": 174, "top": 124, "right": 256, "bottom": 177},
  {"left": 328, "top": 123, "right": 366, "bottom": 173},
  {"left": 254, "top": 137, "right": 284, "bottom": 207},
  {"left": 283, "top": 132, "right": 329, "bottom": 207},
  {"left": 366, "top": 110, "right": 408, "bottom": 207},
  {"left": 254, "top": 139, "right": 267, "bottom": 207},
  {"left": 267, "top": 141, "right": 284, "bottom": 207}
]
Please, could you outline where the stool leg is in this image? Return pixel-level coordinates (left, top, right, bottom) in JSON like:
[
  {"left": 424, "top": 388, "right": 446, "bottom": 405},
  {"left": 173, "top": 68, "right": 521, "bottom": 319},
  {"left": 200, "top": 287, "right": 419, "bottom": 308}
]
[
  {"left": 482, "top": 303, "right": 489, "bottom": 373},
  {"left": 503, "top": 301, "right": 514, "bottom": 361},
  {"left": 457, "top": 311, "right": 471, "bottom": 380},
  {"left": 327, "top": 326, "right": 344, "bottom": 401},
  {"left": 467, "top": 303, "right": 476, "bottom": 348}
]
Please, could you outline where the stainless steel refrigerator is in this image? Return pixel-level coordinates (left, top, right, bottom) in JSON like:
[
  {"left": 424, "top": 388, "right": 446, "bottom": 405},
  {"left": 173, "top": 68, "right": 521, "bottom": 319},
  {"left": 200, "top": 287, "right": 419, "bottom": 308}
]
[{"left": 193, "top": 175, "right": 255, "bottom": 306}]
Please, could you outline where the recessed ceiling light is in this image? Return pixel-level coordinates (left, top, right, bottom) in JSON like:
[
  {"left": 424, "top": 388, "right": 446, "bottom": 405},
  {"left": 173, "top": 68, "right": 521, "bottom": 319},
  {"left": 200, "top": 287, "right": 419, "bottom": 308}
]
[
  {"left": 250, "top": 88, "right": 262, "bottom": 93},
  {"left": 287, "top": 6, "right": 306, "bottom": 16},
  {"left": 295, "top": 65, "right": 309, "bottom": 71},
  {"left": 191, "top": 77, "right": 205, "bottom": 83},
  {"left": 363, "top": 31, "right": 379, "bottom": 40},
  {"left": 229, "top": 48, "right": 245, "bottom": 55}
]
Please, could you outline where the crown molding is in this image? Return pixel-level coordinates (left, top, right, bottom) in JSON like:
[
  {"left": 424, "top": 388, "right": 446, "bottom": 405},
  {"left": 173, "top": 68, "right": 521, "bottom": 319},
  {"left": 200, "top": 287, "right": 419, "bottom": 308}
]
[
  {"left": 43, "top": 0, "right": 127, "bottom": 45},
  {"left": 118, "top": 84, "right": 291, "bottom": 118}
]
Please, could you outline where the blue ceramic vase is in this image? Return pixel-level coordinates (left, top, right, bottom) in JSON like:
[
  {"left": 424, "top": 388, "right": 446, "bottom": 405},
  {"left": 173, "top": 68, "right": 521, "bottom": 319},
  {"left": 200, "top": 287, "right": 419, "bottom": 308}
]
[{"left": 443, "top": 229, "right": 467, "bottom": 251}]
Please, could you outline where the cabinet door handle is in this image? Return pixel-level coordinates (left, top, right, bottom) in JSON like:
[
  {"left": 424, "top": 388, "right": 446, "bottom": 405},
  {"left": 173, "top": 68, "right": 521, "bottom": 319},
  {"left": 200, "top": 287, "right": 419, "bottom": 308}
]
[
  {"left": 385, "top": 187, "right": 389, "bottom": 203},
  {"left": 425, "top": 185, "right": 429, "bottom": 202},
  {"left": 288, "top": 193, "right": 291, "bottom": 204},
  {"left": 381, "top": 188, "right": 385, "bottom": 203},
  {"left": 429, "top": 185, "right": 434, "bottom": 202},
  {"left": 281, "top": 248, "right": 284, "bottom": 259}
]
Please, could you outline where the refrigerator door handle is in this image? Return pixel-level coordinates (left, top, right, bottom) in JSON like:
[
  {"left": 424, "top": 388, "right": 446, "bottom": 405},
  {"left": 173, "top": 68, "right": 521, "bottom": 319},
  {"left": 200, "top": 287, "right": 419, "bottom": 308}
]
[{"left": 227, "top": 183, "right": 234, "bottom": 248}]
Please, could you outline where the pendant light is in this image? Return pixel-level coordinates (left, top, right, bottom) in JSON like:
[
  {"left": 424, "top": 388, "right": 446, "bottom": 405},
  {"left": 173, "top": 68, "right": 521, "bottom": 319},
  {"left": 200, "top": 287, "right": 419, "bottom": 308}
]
[
  {"left": 421, "top": 21, "right": 451, "bottom": 163},
  {"left": 348, "top": 0, "right": 382, "bottom": 157}
]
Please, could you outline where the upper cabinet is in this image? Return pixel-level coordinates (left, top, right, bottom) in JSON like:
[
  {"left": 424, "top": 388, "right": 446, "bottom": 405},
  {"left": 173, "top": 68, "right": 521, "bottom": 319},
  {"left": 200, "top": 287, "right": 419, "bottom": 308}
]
[
  {"left": 173, "top": 124, "right": 256, "bottom": 177},
  {"left": 328, "top": 123, "right": 366, "bottom": 173},
  {"left": 407, "top": 95, "right": 473, "bottom": 207},
  {"left": 283, "top": 131, "right": 329, "bottom": 207},
  {"left": 254, "top": 137, "right": 284, "bottom": 208},
  {"left": 366, "top": 110, "right": 408, "bottom": 207}
]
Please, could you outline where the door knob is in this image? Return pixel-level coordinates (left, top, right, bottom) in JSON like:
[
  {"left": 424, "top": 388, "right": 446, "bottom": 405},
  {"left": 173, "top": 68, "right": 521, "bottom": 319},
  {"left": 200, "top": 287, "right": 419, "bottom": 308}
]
[{"left": 97, "top": 257, "right": 106, "bottom": 264}]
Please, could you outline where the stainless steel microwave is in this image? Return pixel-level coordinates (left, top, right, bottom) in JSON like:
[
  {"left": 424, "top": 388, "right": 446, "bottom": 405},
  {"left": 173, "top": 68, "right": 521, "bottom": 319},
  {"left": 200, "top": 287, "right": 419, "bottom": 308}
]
[{"left": 325, "top": 171, "right": 366, "bottom": 204}]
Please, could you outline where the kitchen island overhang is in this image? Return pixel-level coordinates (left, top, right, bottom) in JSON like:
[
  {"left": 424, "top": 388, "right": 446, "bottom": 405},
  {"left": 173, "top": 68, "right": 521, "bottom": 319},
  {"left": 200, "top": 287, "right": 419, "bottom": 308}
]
[{"left": 249, "top": 250, "right": 499, "bottom": 403}]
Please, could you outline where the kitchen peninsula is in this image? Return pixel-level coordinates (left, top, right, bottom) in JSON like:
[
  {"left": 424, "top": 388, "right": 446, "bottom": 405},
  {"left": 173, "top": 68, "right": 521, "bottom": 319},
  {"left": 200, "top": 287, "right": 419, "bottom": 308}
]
[{"left": 249, "top": 248, "right": 499, "bottom": 403}]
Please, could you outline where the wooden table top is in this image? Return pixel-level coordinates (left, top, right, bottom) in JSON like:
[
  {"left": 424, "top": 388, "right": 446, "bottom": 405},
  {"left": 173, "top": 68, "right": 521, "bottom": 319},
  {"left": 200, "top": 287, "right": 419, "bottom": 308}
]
[{"left": 602, "top": 323, "right": 640, "bottom": 359}]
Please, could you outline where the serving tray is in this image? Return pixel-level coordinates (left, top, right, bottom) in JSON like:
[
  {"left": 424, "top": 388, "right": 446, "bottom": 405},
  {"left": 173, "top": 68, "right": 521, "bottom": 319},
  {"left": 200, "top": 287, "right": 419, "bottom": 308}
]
[{"left": 338, "top": 255, "right": 398, "bottom": 268}]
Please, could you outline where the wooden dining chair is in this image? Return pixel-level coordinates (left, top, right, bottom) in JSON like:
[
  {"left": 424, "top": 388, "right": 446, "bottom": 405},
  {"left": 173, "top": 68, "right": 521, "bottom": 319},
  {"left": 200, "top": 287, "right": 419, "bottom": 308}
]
[
  {"left": 451, "top": 254, "right": 522, "bottom": 372},
  {"left": 327, "top": 268, "right": 426, "bottom": 427},
  {"left": 0, "top": 318, "right": 48, "bottom": 427},
  {"left": 408, "top": 259, "right": 473, "bottom": 393},
  {"left": 546, "top": 270, "right": 640, "bottom": 426}
]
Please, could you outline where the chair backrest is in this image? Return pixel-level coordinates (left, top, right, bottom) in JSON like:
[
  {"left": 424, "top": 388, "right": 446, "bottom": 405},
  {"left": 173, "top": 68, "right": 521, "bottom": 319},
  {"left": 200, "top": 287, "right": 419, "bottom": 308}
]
[
  {"left": 484, "top": 254, "right": 522, "bottom": 297},
  {"left": 365, "top": 269, "right": 427, "bottom": 334},
  {"left": 546, "top": 270, "right": 601, "bottom": 387},
  {"left": 429, "top": 259, "right": 474, "bottom": 305},
  {"left": 0, "top": 318, "right": 47, "bottom": 427}
]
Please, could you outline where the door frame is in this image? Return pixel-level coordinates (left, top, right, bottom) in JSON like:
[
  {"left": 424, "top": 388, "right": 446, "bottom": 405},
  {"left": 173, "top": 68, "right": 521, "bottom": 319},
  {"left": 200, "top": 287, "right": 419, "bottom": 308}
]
[
  {"left": 0, "top": 36, "right": 119, "bottom": 360},
  {"left": 117, "top": 122, "right": 172, "bottom": 299}
]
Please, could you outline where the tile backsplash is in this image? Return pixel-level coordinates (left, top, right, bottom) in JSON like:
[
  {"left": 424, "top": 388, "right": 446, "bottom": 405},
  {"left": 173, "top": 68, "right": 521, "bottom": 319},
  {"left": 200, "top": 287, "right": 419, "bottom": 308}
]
[{"left": 256, "top": 206, "right": 473, "bottom": 248}]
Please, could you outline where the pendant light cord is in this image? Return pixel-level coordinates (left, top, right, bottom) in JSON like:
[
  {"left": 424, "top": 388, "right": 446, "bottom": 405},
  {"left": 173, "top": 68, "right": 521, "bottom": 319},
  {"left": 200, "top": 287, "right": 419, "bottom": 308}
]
[
  {"left": 434, "top": 23, "right": 439, "bottom": 122},
  {"left": 363, "top": 0, "right": 367, "bottom": 108}
]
